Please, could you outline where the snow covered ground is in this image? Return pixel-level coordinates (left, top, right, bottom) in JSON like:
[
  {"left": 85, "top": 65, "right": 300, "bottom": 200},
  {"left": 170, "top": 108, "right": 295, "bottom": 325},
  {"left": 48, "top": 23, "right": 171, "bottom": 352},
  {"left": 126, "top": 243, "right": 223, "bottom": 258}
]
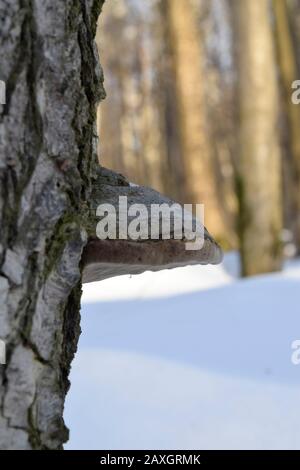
[{"left": 64, "top": 253, "right": 300, "bottom": 450}]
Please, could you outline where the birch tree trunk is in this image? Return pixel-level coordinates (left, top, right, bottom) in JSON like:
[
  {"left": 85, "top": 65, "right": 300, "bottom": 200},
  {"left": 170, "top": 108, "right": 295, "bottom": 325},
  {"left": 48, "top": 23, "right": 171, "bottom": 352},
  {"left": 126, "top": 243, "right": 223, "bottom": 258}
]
[
  {"left": 0, "top": 0, "right": 105, "bottom": 449},
  {"left": 234, "top": 0, "right": 283, "bottom": 276}
]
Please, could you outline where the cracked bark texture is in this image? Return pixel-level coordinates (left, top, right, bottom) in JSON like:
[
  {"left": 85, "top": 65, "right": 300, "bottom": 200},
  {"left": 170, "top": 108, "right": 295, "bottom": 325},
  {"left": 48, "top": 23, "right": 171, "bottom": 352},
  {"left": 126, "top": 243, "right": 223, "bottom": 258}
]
[{"left": 0, "top": 0, "right": 105, "bottom": 449}]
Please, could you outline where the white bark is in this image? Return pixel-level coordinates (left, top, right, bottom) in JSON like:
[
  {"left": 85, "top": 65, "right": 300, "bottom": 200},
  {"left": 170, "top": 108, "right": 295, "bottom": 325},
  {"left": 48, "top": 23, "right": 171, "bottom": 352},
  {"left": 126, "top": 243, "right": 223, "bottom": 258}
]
[{"left": 0, "top": 0, "right": 105, "bottom": 449}]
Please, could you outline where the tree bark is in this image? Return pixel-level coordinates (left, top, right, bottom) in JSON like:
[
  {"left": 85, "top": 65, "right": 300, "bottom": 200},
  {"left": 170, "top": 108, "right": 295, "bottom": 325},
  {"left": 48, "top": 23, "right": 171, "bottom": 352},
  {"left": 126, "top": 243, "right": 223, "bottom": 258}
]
[
  {"left": 273, "top": 0, "right": 300, "bottom": 252},
  {"left": 234, "top": 0, "right": 283, "bottom": 276},
  {"left": 0, "top": 0, "right": 105, "bottom": 449}
]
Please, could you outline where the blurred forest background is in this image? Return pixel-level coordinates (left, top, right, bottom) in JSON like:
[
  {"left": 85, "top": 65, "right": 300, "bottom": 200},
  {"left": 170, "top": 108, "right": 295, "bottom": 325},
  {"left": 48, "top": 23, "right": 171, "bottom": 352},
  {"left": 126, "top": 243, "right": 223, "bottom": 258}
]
[{"left": 95, "top": 0, "right": 300, "bottom": 277}]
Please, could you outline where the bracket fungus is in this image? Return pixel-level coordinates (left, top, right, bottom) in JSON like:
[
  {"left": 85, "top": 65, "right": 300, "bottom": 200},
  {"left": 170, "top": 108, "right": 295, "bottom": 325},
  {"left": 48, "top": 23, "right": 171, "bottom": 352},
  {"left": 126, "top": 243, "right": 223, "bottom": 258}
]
[{"left": 82, "top": 167, "right": 223, "bottom": 283}]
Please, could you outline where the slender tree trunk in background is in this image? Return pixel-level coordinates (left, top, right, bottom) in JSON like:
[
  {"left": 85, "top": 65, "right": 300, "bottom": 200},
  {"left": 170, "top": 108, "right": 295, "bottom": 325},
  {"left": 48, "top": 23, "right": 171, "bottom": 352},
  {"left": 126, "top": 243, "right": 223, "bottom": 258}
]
[
  {"left": 164, "top": 0, "right": 226, "bottom": 240},
  {"left": 95, "top": 2, "right": 126, "bottom": 176},
  {"left": 0, "top": 0, "right": 105, "bottom": 449},
  {"left": 138, "top": 27, "right": 165, "bottom": 193},
  {"left": 234, "top": 0, "right": 283, "bottom": 276},
  {"left": 158, "top": 0, "right": 187, "bottom": 203},
  {"left": 288, "top": 0, "right": 300, "bottom": 60},
  {"left": 273, "top": 0, "right": 300, "bottom": 252},
  {"left": 198, "top": 0, "right": 239, "bottom": 248}
]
